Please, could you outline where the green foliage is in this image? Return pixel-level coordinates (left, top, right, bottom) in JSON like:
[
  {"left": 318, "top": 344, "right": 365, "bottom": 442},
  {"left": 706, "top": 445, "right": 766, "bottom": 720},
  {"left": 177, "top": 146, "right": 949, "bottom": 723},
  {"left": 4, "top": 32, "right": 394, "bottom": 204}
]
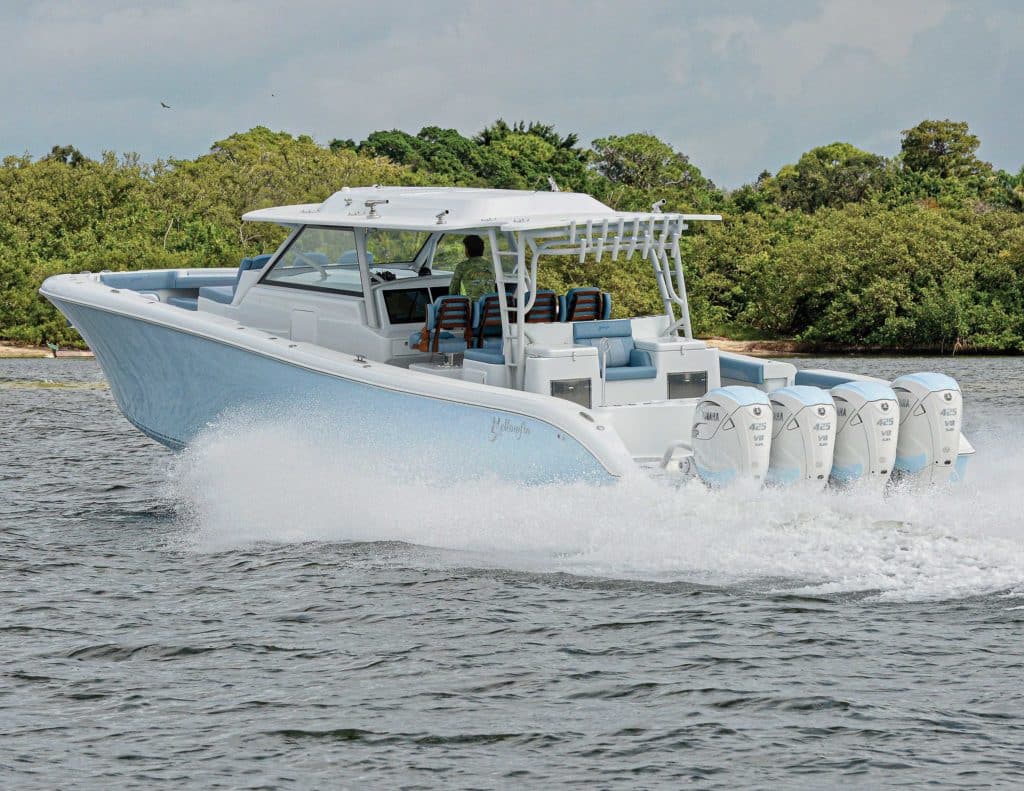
[
  {"left": 591, "top": 133, "right": 721, "bottom": 212},
  {"left": 1, "top": 117, "right": 1022, "bottom": 353},
  {"left": 0, "top": 128, "right": 420, "bottom": 345},
  {"left": 775, "top": 142, "right": 890, "bottom": 212},
  {"left": 357, "top": 120, "right": 595, "bottom": 192},
  {"left": 734, "top": 203, "right": 1024, "bottom": 351},
  {"left": 900, "top": 119, "right": 988, "bottom": 179}
]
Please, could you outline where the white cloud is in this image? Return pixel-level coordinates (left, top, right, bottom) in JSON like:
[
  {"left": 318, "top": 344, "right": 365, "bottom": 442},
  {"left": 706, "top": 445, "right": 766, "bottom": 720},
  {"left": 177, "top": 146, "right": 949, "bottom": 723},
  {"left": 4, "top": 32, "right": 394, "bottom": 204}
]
[
  {"left": 699, "top": 0, "right": 952, "bottom": 101},
  {"left": 0, "top": 0, "right": 1020, "bottom": 187}
]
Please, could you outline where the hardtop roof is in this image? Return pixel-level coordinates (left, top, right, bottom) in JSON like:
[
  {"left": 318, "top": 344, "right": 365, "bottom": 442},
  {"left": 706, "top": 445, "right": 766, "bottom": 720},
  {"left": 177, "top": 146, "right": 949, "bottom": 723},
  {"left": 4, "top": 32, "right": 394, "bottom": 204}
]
[{"left": 242, "top": 186, "right": 720, "bottom": 232}]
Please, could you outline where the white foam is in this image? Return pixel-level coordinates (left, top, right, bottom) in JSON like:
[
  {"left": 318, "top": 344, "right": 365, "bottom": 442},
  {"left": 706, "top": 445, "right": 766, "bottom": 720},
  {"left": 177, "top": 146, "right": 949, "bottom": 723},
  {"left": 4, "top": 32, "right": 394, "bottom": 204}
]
[{"left": 168, "top": 411, "right": 1024, "bottom": 601}]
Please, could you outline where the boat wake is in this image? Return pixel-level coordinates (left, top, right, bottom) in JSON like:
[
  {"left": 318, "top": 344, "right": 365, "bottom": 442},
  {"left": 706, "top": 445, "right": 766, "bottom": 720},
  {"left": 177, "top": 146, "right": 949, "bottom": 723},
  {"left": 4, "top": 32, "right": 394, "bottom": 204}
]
[{"left": 168, "top": 411, "right": 1024, "bottom": 601}]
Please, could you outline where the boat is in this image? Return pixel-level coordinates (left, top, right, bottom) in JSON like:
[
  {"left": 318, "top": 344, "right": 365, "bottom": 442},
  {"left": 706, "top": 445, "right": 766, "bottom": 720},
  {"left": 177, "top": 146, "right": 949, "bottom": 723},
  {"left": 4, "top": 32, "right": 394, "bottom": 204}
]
[{"left": 40, "top": 186, "right": 974, "bottom": 488}]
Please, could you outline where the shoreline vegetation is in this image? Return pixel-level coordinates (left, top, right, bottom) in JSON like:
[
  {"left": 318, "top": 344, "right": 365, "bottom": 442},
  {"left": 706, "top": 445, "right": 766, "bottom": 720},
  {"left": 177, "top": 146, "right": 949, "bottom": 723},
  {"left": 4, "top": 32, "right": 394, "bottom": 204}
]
[
  {"left": 3, "top": 338, "right": 1012, "bottom": 361},
  {"left": 2, "top": 119, "right": 1022, "bottom": 353}
]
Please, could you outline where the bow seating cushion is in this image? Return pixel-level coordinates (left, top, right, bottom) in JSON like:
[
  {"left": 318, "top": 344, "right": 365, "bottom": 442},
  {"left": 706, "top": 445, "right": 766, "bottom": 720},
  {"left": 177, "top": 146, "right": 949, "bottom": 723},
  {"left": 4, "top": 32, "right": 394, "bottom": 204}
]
[
  {"left": 166, "top": 296, "right": 198, "bottom": 311},
  {"left": 572, "top": 319, "right": 656, "bottom": 380},
  {"left": 198, "top": 285, "right": 235, "bottom": 304},
  {"left": 100, "top": 271, "right": 236, "bottom": 291},
  {"left": 199, "top": 254, "right": 275, "bottom": 305}
]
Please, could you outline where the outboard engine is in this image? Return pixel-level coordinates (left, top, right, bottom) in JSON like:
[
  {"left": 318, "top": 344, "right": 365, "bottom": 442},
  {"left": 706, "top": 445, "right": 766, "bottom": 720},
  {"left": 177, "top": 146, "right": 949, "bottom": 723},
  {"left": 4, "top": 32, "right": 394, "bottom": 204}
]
[
  {"left": 892, "top": 373, "right": 963, "bottom": 485},
  {"left": 692, "top": 386, "right": 772, "bottom": 486},
  {"left": 766, "top": 386, "right": 836, "bottom": 487},
  {"left": 829, "top": 381, "right": 899, "bottom": 486}
]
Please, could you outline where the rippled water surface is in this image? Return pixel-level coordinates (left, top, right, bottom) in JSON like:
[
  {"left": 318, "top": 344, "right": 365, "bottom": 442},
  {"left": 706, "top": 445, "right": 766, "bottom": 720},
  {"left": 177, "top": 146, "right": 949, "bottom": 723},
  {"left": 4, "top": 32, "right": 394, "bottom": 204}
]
[{"left": 2, "top": 355, "right": 1024, "bottom": 788}]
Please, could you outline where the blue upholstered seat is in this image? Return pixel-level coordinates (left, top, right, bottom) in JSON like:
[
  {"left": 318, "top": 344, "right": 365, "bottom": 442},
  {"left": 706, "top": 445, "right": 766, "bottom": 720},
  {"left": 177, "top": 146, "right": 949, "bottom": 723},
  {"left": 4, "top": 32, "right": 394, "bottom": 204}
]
[
  {"left": 198, "top": 285, "right": 235, "bottom": 304},
  {"left": 100, "top": 256, "right": 273, "bottom": 312},
  {"left": 197, "top": 254, "right": 273, "bottom": 306},
  {"left": 166, "top": 295, "right": 198, "bottom": 311},
  {"left": 606, "top": 349, "right": 657, "bottom": 380},
  {"left": 525, "top": 290, "right": 559, "bottom": 323},
  {"left": 408, "top": 295, "right": 471, "bottom": 354},
  {"left": 794, "top": 370, "right": 856, "bottom": 389},
  {"left": 572, "top": 319, "right": 656, "bottom": 380},
  {"left": 560, "top": 287, "right": 611, "bottom": 322},
  {"left": 720, "top": 355, "right": 766, "bottom": 384},
  {"left": 472, "top": 293, "right": 505, "bottom": 350},
  {"left": 407, "top": 330, "right": 466, "bottom": 354}
]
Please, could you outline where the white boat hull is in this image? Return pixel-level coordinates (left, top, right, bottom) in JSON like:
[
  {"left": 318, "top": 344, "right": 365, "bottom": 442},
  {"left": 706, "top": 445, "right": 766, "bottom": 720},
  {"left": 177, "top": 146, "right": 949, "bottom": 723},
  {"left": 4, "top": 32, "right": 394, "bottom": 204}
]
[{"left": 42, "top": 275, "right": 635, "bottom": 485}]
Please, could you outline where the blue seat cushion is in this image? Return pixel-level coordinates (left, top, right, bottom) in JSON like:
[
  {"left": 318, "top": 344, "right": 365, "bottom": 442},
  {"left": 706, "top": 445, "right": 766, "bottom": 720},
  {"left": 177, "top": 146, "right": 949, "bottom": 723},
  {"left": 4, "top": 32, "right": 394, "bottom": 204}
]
[
  {"left": 794, "top": 370, "right": 855, "bottom": 388},
  {"left": 606, "top": 365, "right": 657, "bottom": 381},
  {"left": 171, "top": 272, "right": 237, "bottom": 289},
  {"left": 408, "top": 330, "right": 467, "bottom": 354},
  {"left": 574, "top": 320, "right": 641, "bottom": 364},
  {"left": 237, "top": 253, "right": 274, "bottom": 285},
  {"left": 581, "top": 336, "right": 629, "bottom": 367},
  {"left": 101, "top": 271, "right": 177, "bottom": 290},
  {"left": 526, "top": 290, "right": 559, "bottom": 322},
  {"left": 572, "top": 319, "right": 633, "bottom": 341},
  {"left": 464, "top": 348, "right": 505, "bottom": 365},
  {"left": 166, "top": 295, "right": 198, "bottom": 311},
  {"left": 242, "top": 253, "right": 274, "bottom": 272},
  {"left": 561, "top": 288, "right": 612, "bottom": 321},
  {"left": 428, "top": 295, "right": 472, "bottom": 330},
  {"left": 100, "top": 271, "right": 235, "bottom": 291},
  {"left": 434, "top": 338, "right": 467, "bottom": 354},
  {"left": 199, "top": 285, "right": 236, "bottom": 304},
  {"left": 720, "top": 355, "right": 766, "bottom": 384}
]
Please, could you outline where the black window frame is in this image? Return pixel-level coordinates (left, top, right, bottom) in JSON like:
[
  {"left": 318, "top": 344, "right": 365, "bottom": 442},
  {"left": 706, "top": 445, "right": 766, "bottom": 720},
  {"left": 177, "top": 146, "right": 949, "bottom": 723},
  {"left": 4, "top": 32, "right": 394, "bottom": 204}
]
[
  {"left": 382, "top": 286, "right": 432, "bottom": 326},
  {"left": 380, "top": 284, "right": 451, "bottom": 327},
  {"left": 257, "top": 225, "right": 365, "bottom": 298}
]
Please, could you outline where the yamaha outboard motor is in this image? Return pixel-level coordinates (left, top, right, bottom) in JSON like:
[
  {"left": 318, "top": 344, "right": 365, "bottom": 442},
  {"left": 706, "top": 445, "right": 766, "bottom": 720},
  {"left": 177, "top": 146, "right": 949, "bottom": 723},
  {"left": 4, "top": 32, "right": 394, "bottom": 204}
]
[
  {"left": 892, "top": 373, "right": 963, "bottom": 485},
  {"left": 692, "top": 386, "right": 772, "bottom": 487},
  {"left": 829, "top": 381, "right": 899, "bottom": 486},
  {"left": 766, "top": 386, "right": 836, "bottom": 487}
]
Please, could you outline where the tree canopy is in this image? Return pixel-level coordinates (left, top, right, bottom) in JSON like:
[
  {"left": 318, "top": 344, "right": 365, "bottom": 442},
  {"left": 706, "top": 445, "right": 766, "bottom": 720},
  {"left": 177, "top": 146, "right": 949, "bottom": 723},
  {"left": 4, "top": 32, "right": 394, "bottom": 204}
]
[
  {"left": 2, "top": 118, "right": 1022, "bottom": 352},
  {"left": 775, "top": 142, "right": 889, "bottom": 212},
  {"left": 901, "top": 119, "right": 986, "bottom": 179}
]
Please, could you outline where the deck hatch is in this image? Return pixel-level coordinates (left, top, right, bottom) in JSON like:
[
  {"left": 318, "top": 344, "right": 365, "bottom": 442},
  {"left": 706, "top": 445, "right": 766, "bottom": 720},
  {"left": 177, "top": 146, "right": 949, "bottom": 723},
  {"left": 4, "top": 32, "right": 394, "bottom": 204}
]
[
  {"left": 668, "top": 371, "right": 708, "bottom": 400},
  {"left": 551, "top": 378, "right": 592, "bottom": 409}
]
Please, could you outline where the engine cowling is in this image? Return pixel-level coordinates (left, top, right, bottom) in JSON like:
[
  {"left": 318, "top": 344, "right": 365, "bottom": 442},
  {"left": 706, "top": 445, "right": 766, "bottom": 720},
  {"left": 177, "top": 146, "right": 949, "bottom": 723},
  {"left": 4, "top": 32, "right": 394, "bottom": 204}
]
[
  {"left": 892, "top": 373, "right": 963, "bottom": 485},
  {"left": 766, "top": 386, "right": 836, "bottom": 488},
  {"left": 829, "top": 381, "right": 899, "bottom": 486},
  {"left": 692, "top": 386, "right": 772, "bottom": 487}
]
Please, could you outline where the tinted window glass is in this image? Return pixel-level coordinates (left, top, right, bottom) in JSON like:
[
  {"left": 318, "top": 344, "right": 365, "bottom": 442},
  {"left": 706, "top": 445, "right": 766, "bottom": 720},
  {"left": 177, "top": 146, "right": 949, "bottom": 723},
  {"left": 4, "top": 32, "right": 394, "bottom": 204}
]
[
  {"left": 432, "top": 234, "right": 493, "bottom": 272},
  {"left": 262, "top": 227, "right": 363, "bottom": 295},
  {"left": 365, "top": 229, "right": 430, "bottom": 266},
  {"left": 383, "top": 288, "right": 431, "bottom": 325}
]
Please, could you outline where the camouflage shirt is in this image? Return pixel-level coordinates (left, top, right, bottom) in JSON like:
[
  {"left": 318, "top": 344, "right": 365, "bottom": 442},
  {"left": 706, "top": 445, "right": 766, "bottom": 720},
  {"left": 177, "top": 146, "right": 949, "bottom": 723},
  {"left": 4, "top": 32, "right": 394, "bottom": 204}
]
[{"left": 449, "top": 256, "right": 494, "bottom": 302}]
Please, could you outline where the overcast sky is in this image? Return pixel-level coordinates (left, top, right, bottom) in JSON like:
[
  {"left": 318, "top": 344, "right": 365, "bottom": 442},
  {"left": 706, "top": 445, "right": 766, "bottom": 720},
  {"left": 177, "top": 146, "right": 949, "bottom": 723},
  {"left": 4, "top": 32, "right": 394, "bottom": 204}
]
[{"left": 2, "top": 0, "right": 1021, "bottom": 187}]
